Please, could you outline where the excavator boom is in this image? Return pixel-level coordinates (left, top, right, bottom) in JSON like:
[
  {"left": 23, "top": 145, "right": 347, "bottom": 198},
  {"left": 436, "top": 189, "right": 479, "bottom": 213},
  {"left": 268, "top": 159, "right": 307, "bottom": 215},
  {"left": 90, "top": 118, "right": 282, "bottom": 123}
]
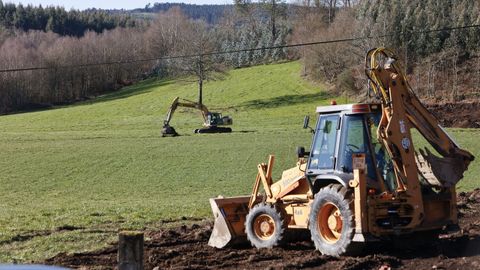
[{"left": 162, "top": 97, "right": 209, "bottom": 137}]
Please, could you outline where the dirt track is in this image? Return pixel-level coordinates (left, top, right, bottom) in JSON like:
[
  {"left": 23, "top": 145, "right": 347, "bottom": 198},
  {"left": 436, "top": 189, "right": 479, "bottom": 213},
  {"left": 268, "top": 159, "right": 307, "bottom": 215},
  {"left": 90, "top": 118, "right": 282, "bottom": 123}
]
[
  {"left": 46, "top": 190, "right": 480, "bottom": 270},
  {"left": 426, "top": 101, "right": 480, "bottom": 128}
]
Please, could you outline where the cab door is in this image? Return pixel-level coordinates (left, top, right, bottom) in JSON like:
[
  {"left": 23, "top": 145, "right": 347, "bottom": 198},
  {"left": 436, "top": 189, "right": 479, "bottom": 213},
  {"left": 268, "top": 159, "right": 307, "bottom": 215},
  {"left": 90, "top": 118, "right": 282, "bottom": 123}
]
[{"left": 307, "top": 114, "right": 340, "bottom": 175}]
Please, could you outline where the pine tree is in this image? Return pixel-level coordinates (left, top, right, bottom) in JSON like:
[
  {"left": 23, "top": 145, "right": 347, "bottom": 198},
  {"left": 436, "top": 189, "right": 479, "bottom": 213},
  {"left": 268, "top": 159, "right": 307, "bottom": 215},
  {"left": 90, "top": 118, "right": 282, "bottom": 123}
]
[
  {"left": 425, "top": 0, "right": 442, "bottom": 54},
  {"left": 414, "top": 3, "right": 429, "bottom": 57},
  {"left": 271, "top": 28, "right": 286, "bottom": 61},
  {"left": 13, "top": 4, "right": 26, "bottom": 30},
  {"left": 237, "top": 30, "right": 251, "bottom": 67},
  {"left": 260, "top": 0, "right": 287, "bottom": 42},
  {"left": 252, "top": 30, "right": 266, "bottom": 64},
  {"left": 400, "top": 3, "right": 415, "bottom": 65},
  {"left": 46, "top": 16, "right": 55, "bottom": 32},
  {"left": 390, "top": 0, "right": 405, "bottom": 47},
  {"left": 464, "top": 0, "right": 478, "bottom": 52},
  {"left": 471, "top": 1, "right": 480, "bottom": 51},
  {"left": 0, "top": 1, "right": 5, "bottom": 26},
  {"left": 448, "top": 0, "right": 469, "bottom": 53}
]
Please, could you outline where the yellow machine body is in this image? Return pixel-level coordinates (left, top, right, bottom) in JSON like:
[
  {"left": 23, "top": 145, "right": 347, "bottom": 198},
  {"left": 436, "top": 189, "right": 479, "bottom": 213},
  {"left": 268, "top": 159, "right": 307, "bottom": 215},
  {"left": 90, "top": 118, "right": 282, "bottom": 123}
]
[
  {"left": 208, "top": 48, "right": 474, "bottom": 254},
  {"left": 208, "top": 156, "right": 314, "bottom": 248}
]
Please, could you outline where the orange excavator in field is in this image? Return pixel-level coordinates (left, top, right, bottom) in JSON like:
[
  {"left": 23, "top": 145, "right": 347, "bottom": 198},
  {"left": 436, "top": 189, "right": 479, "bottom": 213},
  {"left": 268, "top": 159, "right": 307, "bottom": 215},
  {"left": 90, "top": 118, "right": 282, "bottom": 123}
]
[
  {"left": 207, "top": 48, "right": 474, "bottom": 256},
  {"left": 161, "top": 97, "right": 232, "bottom": 137}
]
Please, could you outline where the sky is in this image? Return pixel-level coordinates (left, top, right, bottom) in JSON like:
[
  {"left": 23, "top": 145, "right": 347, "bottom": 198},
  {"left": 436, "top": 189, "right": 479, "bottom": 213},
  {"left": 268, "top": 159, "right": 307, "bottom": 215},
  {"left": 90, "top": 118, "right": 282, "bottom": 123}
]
[{"left": 6, "top": 0, "right": 233, "bottom": 10}]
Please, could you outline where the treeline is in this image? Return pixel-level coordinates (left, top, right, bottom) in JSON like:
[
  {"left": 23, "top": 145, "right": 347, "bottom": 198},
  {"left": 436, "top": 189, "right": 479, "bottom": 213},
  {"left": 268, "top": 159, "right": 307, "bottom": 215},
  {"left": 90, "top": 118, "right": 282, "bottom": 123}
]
[
  {"left": 133, "top": 3, "right": 231, "bottom": 25},
  {"left": 2, "top": 0, "right": 480, "bottom": 113},
  {"left": 0, "top": 1, "right": 137, "bottom": 37},
  {"left": 358, "top": 0, "right": 480, "bottom": 60},
  {"left": 294, "top": 0, "right": 480, "bottom": 100},
  {"left": 0, "top": 29, "right": 150, "bottom": 112},
  {"left": 358, "top": 0, "right": 480, "bottom": 100},
  {"left": 219, "top": 1, "right": 290, "bottom": 68},
  {"left": 0, "top": 3, "right": 292, "bottom": 113}
]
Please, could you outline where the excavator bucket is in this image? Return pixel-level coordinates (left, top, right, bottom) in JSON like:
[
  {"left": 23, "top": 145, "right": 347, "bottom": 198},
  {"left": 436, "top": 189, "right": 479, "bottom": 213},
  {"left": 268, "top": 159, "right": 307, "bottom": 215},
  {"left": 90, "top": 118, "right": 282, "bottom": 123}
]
[
  {"left": 208, "top": 196, "right": 251, "bottom": 248},
  {"left": 416, "top": 148, "right": 472, "bottom": 187},
  {"left": 161, "top": 124, "right": 178, "bottom": 137}
]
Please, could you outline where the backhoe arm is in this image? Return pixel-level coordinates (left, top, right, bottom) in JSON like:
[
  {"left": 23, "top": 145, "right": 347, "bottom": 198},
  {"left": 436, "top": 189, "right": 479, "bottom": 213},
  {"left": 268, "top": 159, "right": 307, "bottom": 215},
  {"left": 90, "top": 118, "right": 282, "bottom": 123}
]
[{"left": 366, "top": 48, "right": 474, "bottom": 189}]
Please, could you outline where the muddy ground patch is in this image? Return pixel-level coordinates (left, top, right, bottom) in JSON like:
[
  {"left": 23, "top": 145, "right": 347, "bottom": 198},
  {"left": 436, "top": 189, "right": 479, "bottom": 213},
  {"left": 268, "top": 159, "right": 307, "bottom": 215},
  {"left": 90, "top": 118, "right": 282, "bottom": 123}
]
[{"left": 46, "top": 190, "right": 480, "bottom": 270}]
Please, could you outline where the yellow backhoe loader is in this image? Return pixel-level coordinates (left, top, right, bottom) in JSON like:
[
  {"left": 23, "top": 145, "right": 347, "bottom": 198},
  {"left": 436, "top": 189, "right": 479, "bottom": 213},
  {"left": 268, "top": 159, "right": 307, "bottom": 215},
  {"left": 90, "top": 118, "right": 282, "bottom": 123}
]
[
  {"left": 161, "top": 97, "right": 232, "bottom": 137},
  {"left": 207, "top": 48, "right": 475, "bottom": 256}
]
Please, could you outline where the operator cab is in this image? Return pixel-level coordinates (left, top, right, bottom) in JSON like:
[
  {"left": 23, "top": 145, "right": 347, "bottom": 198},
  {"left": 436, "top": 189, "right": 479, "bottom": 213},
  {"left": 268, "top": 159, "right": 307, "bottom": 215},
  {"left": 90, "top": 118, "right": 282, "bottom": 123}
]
[
  {"left": 301, "top": 103, "right": 396, "bottom": 193},
  {"left": 207, "top": 112, "right": 223, "bottom": 126},
  {"left": 207, "top": 112, "right": 233, "bottom": 126}
]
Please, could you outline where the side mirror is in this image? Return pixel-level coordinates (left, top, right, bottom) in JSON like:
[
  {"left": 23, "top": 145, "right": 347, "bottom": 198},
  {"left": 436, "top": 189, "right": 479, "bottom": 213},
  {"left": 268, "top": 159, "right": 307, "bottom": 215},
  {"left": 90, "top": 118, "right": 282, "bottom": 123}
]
[
  {"left": 303, "top": 115, "right": 315, "bottom": 133},
  {"left": 303, "top": 115, "right": 310, "bottom": 129},
  {"left": 297, "top": 146, "right": 310, "bottom": 158}
]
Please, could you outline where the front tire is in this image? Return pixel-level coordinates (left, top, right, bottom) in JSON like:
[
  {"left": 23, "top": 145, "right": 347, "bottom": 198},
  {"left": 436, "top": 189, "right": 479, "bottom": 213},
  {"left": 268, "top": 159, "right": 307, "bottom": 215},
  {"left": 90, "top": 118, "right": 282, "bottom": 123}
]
[
  {"left": 309, "top": 184, "right": 360, "bottom": 256},
  {"left": 245, "top": 203, "right": 286, "bottom": 249}
]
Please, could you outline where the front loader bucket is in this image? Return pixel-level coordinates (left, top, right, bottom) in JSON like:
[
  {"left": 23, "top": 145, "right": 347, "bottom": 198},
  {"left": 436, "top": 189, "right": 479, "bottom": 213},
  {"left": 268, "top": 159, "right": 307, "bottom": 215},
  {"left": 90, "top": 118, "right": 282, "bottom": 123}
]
[{"left": 208, "top": 196, "right": 252, "bottom": 248}]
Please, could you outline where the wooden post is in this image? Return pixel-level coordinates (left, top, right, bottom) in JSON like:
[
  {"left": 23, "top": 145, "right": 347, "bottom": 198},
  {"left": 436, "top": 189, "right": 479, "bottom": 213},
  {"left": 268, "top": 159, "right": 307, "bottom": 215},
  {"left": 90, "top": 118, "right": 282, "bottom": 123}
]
[{"left": 118, "top": 231, "right": 144, "bottom": 270}]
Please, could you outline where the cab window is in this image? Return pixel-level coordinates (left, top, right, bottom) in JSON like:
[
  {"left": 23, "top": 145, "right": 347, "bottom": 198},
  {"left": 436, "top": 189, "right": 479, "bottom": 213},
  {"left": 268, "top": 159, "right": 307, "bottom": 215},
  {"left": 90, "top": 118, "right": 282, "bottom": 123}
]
[
  {"left": 367, "top": 114, "right": 397, "bottom": 191},
  {"left": 308, "top": 114, "right": 339, "bottom": 170},
  {"left": 338, "top": 115, "right": 377, "bottom": 180}
]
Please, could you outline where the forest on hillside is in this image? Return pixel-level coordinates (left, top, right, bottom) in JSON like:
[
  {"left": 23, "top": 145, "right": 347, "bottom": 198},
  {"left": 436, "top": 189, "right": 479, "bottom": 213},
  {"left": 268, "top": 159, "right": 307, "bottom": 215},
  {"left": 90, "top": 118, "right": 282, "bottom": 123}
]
[
  {"left": 294, "top": 0, "right": 480, "bottom": 101},
  {"left": 0, "top": 0, "right": 479, "bottom": 114},
  {"left": 131, "top": 3, "right": 231, "bottom": 24},
  {"left": 0, "top": 1, "right": 138, "bottom": 36}
]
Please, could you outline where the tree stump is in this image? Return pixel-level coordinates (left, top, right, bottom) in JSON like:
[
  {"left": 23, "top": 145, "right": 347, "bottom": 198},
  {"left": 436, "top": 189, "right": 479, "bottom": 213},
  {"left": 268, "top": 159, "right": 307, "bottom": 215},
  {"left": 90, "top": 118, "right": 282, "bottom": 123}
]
[{"left": 118, "top": 231, "right": 144, "bottom": 270}]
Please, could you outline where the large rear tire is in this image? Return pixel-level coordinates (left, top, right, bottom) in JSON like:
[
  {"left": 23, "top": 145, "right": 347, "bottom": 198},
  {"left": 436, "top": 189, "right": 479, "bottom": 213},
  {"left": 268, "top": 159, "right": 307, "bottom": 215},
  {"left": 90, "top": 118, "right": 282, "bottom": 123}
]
[
  {"left": 309, "top": 184, "right": 361, "bottom": 256},
  {"left": 245, "top": 203, "right": 286, "bottom": 249}
]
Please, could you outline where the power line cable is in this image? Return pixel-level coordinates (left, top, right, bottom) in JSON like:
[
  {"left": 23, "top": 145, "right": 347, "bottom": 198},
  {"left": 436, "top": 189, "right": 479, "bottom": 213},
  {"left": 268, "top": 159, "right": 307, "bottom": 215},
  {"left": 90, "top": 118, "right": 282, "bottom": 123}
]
[{"left": 0, "top": 24, "right": 479, "bottom": 73}]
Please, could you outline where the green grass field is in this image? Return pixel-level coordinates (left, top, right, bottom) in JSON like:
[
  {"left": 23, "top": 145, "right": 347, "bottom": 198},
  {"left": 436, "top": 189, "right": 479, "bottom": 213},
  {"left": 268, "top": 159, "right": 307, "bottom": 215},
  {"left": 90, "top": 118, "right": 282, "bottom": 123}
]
[{"left": 0, "top": 61, "right": 478, "bottom": 262}]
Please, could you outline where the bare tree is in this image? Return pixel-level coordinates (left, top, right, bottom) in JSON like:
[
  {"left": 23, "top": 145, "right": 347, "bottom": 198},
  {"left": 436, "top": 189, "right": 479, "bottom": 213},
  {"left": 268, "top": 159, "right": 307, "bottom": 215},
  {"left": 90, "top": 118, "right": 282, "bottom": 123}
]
[
  {"left": 0, "top": 27, "right": 149, "bottom": 113},
  {"left": 234, "top": 0, "right": 261, "bottom": 38},
  {"left": 146, "top": 7, "right": 189, "bottom": 58},
  {"left": 169, "top": 20, "right": 226, "bottom": 105}
]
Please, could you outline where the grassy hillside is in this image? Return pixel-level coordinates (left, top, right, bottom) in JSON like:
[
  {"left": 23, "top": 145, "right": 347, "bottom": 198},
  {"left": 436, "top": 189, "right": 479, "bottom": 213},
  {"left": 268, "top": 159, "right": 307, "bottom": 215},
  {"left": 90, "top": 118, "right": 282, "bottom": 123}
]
[{"left": 0, "top": 61, "right": 478, "bottom": 262}]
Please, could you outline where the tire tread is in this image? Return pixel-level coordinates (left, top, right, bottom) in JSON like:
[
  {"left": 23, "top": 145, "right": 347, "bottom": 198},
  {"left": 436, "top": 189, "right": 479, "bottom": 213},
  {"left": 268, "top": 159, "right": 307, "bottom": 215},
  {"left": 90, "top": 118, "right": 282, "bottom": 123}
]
[
  {"left": 245, "top": 203, "right": 286, "bottom": 249},
  {"left": 308, "top": 184, "right": 362, "bottom": 256}
]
